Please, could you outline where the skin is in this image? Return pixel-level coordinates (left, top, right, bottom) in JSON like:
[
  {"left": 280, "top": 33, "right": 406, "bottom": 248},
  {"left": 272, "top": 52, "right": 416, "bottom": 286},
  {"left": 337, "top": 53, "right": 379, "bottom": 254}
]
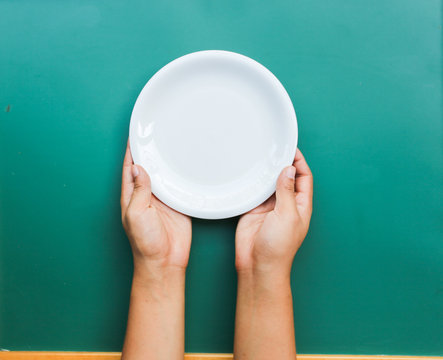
[
  {"left": 234, "top": 150, "right": 313, "bottom": 360},
  {"left": 120, "top": 140, "right": 313, "bottom": 360},
  {"left": 120, "top": 142, "right": 192, "bottom": 360}
]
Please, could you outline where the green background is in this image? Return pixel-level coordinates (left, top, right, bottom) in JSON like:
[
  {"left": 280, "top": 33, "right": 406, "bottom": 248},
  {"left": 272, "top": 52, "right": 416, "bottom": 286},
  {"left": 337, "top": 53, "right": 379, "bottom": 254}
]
[{"left": 0, "top": 0, "right": 442, "bottom": 355}]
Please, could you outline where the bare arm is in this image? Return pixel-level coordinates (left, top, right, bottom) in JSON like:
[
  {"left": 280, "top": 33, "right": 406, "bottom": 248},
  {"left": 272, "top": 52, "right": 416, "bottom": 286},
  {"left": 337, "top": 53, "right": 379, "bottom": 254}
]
[
  {"left": 120, "top": 142, "right": 192, "bottom": 360},
  {"left": 234, "top": 150, "right": 313, "bottom": 360},
  {"left": 235, "top": 270, "right": 295, "bottom": 359},
  {"left": 123, "top": 268, "right": 186, "bottom": 360}
]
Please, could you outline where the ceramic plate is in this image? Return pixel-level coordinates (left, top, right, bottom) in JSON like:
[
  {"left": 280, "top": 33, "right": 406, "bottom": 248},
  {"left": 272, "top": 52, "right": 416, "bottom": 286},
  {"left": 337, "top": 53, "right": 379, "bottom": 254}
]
[{"left": 129, "top": 50, "right": 297, "bottom": 219}]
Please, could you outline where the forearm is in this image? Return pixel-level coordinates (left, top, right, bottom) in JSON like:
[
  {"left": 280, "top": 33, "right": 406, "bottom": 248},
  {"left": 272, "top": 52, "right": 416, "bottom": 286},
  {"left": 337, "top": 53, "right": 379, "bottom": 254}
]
[
  {"left": 122, "top": 267, "right": 186, "bottom": 360},
  {"left": 234, "top": 269, "right": 296, "bottom": 360}
]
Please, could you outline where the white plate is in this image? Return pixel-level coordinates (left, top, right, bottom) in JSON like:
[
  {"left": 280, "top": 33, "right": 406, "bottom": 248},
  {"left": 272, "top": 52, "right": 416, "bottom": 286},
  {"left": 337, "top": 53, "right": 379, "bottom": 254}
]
[{"left": 129, "top": 50, "right": 297, "bottom": 219}]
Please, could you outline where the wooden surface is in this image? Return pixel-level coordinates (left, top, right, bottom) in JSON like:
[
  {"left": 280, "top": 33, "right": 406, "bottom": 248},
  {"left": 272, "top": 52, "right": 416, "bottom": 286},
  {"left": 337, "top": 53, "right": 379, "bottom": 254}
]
[{"left": 1, "top": 353, "right": 443, "bottom": 360}]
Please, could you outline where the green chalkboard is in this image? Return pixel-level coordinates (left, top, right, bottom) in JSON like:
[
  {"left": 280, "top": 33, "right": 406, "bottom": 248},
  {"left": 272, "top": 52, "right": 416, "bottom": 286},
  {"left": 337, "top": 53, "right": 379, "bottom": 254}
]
[{"left": 0, "top": 0, "right": 442, "bottom": 355}]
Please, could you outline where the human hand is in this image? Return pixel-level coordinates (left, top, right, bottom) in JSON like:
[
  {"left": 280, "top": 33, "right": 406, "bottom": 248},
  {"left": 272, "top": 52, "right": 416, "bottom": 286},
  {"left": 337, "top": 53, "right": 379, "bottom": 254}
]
[
  {"left": 121, "top": 141, "right": 191, "bottom": 360},
  {"left": 235, "top": 149, "right": 313, "bottom": 277},
  {"left": 120, "top": 142, "right": 192, "bottom": 278}
]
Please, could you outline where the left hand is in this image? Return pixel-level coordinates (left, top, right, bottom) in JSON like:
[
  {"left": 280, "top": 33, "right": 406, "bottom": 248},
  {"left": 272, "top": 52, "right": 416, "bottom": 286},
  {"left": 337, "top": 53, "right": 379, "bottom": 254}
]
[{"left": 120, "top": 142, "right": 192, "bottom": 277}]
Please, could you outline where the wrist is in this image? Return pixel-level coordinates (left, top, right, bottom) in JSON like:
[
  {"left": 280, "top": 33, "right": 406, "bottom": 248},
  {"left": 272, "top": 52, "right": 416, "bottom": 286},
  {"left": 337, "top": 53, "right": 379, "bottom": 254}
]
[
  {"left": 237, "top": 266, "right": 292, "bottom": 295},
  {"left": 133, "top": 254, "right": 187, "bottom": 277},
  {"left": 235, "top": 248, "right": 294, "bottom": 277},
  {"left": 133, "top": 261, "right": 186, "bottom": 287},
  {"left": 131, "top": 267, "right": 186, "bottom": 302},
  {"left": 236, "top": 257, "right": 292, "bottom": 280}
]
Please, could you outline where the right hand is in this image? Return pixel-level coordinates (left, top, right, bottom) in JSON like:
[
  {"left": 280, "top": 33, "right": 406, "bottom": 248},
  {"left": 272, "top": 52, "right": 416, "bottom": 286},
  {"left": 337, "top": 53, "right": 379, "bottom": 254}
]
[{"left": 235, "top": 149, "right": 313, "bottom": 276}]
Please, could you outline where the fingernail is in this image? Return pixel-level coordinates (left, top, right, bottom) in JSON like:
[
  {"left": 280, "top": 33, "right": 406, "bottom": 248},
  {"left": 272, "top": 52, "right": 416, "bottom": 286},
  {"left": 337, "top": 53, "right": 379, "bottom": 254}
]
[
  {"left": 285, "top": 166, "right": 296, "bottom": 179},
  {"left": 132, "top": 165, "right": 139, "bottom": 178}
]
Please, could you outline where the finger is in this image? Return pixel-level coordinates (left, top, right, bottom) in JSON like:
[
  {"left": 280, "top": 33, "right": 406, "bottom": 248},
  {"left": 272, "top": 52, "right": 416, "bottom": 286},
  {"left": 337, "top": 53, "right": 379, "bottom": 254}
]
[
  {"left": 128, "top": 164, "right": 152, "bottom": 211},
  {"left": 151, "top": 195, "right": 189, "bottom": 220},
  {"left": 293, "top": 149, "right": 313, "bottom": 215},
  {"left": 275, "top": 165, "right": 297, "bottom": 216},
  {"left": 293, "top": 149, "right": 313, "bottom": 194},
  {"left": 121, "top": 140, "right": 134, "bottom": 217},
  {"left": 247, "top": 194, "right": 276, "bottom": 215}
]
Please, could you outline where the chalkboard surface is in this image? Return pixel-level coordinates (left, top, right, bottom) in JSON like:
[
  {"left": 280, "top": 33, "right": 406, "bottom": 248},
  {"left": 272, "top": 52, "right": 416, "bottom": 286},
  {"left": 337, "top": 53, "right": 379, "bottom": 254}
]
[{"left": 0, "top": 0, "right": 442, "bottom": 355}]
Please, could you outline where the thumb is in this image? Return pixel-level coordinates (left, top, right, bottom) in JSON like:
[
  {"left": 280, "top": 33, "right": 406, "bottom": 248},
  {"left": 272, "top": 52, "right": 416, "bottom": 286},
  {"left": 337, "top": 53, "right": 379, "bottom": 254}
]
[
  {"left": 128, "top": 165, "right": 152, "bottom": 210},
  {"left": 275, "top": 166, "right": 297, "bottom": 215}
]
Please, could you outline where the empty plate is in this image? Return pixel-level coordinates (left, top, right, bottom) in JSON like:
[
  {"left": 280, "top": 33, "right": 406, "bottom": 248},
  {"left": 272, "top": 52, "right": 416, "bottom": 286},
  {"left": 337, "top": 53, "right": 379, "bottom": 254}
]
[{"left": 129, "top": 50, "right": 297, "bottom": 219}]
